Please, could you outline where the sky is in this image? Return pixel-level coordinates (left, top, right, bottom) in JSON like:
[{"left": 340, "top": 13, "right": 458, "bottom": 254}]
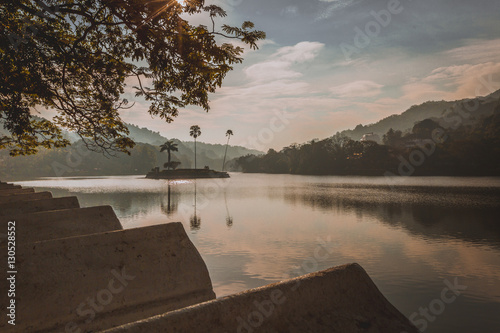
[{"left": 98, "top": 0, "right": 500, "bottom": 151}]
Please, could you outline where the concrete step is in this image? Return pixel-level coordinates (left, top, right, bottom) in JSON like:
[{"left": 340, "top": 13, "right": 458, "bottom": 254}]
[
  {"left": 0, "top": 188, "right": 35, "bottom": 195},
  {"left": 0, "top": 191, "right": 52, "bottom": 204},
  {"left": 0, "top": 222, "right": 216, "bottom": 333},
  {"left": 0, "top": 184, "right": 21, "bottom": 189},
  {"left": 0, "top": 196, "right": 80, "bottom": 216},
  {"left": 0, "top": 206, "right": 122, "bottom": 244},
  {"left": 103, "top": 264, "right": 418, "bottom": 333}
]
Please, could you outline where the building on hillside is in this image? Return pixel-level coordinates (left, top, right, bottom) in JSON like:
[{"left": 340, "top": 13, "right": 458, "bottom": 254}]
[{"left": 360, "top": 133, "right": 381, "bottom": 144}]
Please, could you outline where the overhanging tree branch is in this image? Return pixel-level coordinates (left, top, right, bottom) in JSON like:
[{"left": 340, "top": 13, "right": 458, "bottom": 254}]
[{"left": 0, "top": 0, "right": 265, "bottom": 156}]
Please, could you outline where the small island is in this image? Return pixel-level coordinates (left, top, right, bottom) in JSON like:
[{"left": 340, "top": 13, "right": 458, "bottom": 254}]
[
  {"left": 146, "top": 126, "right": 231, "bottom": 180},
  {"left": 146, "top": 167, "right": 229, "bottom": 180}
]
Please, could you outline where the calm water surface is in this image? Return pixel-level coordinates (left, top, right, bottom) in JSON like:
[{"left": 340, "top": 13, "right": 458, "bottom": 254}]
[{"left": 18, "top": 174, "right": 500, "bottom": 333}]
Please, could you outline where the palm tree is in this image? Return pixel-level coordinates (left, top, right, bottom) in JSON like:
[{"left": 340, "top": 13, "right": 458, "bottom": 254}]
[
  {"left": 160, "top": 140, "right": 178, "bottom": 170},
  {"left": 189, "top": 125, "right": 201, "bottom": 169},
  {"left": 222, "top": 129, "right": 233, "bottom": 171}
]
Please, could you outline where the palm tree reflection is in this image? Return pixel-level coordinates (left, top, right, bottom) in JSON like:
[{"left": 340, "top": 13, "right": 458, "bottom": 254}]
[
  {"left": 224, "top": 191, "right": 233, "bottom": 228},
  {"left": 161, "top": 181, "right": 178, "bottom": 217},
  {"left": 190, "top": 180, "right": 201, "bottom": 230}
]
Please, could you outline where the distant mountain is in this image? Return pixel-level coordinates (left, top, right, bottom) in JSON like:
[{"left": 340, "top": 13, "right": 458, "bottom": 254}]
[
  {"left": 0, "top": 118, "right": 263, "bottom": 178},
  {"left": 123, "top": 123, "right": 264, "bottom": 169},
  {"left": 340, "top": 89, "right": 500, "bottom": 140},
  {"left": 1, "top": 116, "right": 262, "bottom": 158},
  {"left": 125, "top": 124, "right": 166, "bottom": 145},
  {"left": 0, "top": 115, "right": 80, "bottom": 142}
]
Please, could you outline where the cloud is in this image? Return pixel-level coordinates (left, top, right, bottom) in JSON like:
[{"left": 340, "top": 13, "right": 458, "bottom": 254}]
[
  {"left": 402, "top": 62, "right": 500, "bottom": 101},
  {"left": 271, "top": 41, "right": 325, "bottom": 63},
  {"left": 217, "top": 80, "right": 310, "bottom": 99},
  {"left": 244, "top": 41, "right": 324, "bottom": 83},
  {"left": 331, "top": 80, "right": 384, "bottom": 98},
  {"left": 244, "top": 61, "right": 302, "bottom": 82},
  {"left": 280, "top": 6, "right": 299, "bottom": 18},
  {"left": 445, "top": 39, "right": 500, "bottom": 63},
  {"left": 316, "top": 0, "right": 356, "bottom": 21}
]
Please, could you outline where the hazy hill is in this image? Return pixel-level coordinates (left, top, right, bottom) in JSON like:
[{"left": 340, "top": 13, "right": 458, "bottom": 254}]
[
  {"left": 0, "top": 119, "right": 263, "bottom": 178},
  {"left": 340, "top": 89, "right": 500, "bottom": 140},
  {"left": 126, "top": 124, "right": 166, "bottom": 145},
  {"left": 124, "top": 123, "right": 263, "bottom": 169},
  {"left": 0, "top": 135, "right": 263, "bottom": 179}
]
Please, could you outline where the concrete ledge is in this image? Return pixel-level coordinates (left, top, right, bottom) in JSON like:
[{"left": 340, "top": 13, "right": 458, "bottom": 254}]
[
  {"left": 103, "top": 264, "right": 418, "bottom": 333},
  {"left": 0, "top": 222, "right": 215, "bottom": 333},
  {"left": 0, "top": 206, "right": 122, "bottom": 244},
  {"left": 0, "top": 188, "right": 35, "bottom": 195},
  {"left": 0, "top": 184, "right": 21, "bottom": 189},
  {"left": 0, "top": 196, "right": 80, "bottom": 217},
  {"left": 0, "top": 191, "right": 52, "bottom": 204}
]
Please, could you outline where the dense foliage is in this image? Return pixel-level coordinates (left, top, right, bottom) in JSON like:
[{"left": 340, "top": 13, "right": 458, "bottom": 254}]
[
  {"left": 234, "top": 105, "right": 500, "bottom": 177},
  {"left": 0, "top": 0, "right": 265, "bottom": 156}
]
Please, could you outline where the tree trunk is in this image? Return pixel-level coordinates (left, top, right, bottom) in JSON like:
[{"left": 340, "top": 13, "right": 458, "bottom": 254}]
[{"left": 222, "top": 136, "right": 230, "bottom": 171}]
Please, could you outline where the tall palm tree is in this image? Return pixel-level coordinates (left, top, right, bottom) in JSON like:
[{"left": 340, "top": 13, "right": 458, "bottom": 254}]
[
  {"left": 222, "top": 129, "right": 233, "bottom": 171},
  {"left": 189, "top": 125, "right": 201, "bottom": 169},
  {"left": 160, "top": 140, "right": 178, "bottom": 170}
]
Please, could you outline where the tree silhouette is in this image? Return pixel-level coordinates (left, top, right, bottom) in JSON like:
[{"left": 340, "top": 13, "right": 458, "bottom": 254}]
[
  {"left": 383, "top": 128, "right": 403, "bottom": 147},
  {"left": 222, "top": 129, "right": 233, "bottom": 171},
  {"left": 189, "top": 125, "right": 201, "bottom": 169},
  {"left": 159, "top": 140, "right": 178, "bottom": 170},
  {"left": 190, "top": 180, "right": 201, "bottom": 230},
  {"left": 1, "top": 1, "right": 265, "bottom": 156},
  {"left": 412, "top": 119, "right": 440, "bottom": 139}
]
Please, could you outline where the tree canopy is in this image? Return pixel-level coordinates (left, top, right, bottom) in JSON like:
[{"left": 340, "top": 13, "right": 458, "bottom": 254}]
[
  {"left": 234, "top": 110, "right": 500, "bottom": 177},
  {"left": 0, "top": 0, "right": 265, "bottom": 156},
  {"left": 189, "top": 124, "right": 201, "bottom": 139},
  {"left": 160, "top": 139, "right": 178, "bottom": 169}
]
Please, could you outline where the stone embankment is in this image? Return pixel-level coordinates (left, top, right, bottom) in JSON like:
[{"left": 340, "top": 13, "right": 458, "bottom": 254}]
[{"left": 0, "top": 180, "right": 418, "bottom": 333}]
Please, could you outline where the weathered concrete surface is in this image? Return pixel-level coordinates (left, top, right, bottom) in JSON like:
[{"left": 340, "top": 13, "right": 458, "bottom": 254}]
[
  {"left": 0, "top": 187, "right": 35, "bottom": 195},
  {"left": 0, "top": 191, "right": 52, "bottom": 204},
  {"left": 0, "top": 185, "right": 24, "bottom": 189},
  {"left": 0, "top": 222, "right": 216, "bottom": 333},
  {"left": 0, "top": 196, "right": 80, "bottom": 216},
  {"left": 103, "top": 264, "right": 418, "bottom": 333},
  {"left": 0, "top": 206, "right": 122, "bottom": 244},
  {"left": 0, "top": 183, "right": 21, "bottom": 189}
]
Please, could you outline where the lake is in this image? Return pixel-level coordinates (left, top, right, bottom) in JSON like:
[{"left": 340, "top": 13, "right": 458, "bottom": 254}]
[{"left": 18, "top": 174, "right": 500, "bottom": 333}]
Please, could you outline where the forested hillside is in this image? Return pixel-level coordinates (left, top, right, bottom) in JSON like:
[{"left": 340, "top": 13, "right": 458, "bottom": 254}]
[
  {"left": 340, "top": 89, "right": 500, "bottom": 140},
  {"left": 233, "top": 98, "right": 500, "bottom": 177}
]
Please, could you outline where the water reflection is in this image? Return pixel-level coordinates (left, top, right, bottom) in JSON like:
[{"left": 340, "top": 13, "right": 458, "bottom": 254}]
[
  {"left": 278, "top": 185, "right": 500, "bottom": 248},
  {"left": 190, "top": 180, "right": 201, "bottom": 231},
  {"left": 16, "top": 175, "right": 500, "bottom": 333},
  {"left": 224, "top": 191, "right": 233, "bottom": 228},
  {"left": 161, "top": 182, "right": 179, "bottom": 217},
  {"left": 26, "top": 177, "right": 500, "bottom": 248}
]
